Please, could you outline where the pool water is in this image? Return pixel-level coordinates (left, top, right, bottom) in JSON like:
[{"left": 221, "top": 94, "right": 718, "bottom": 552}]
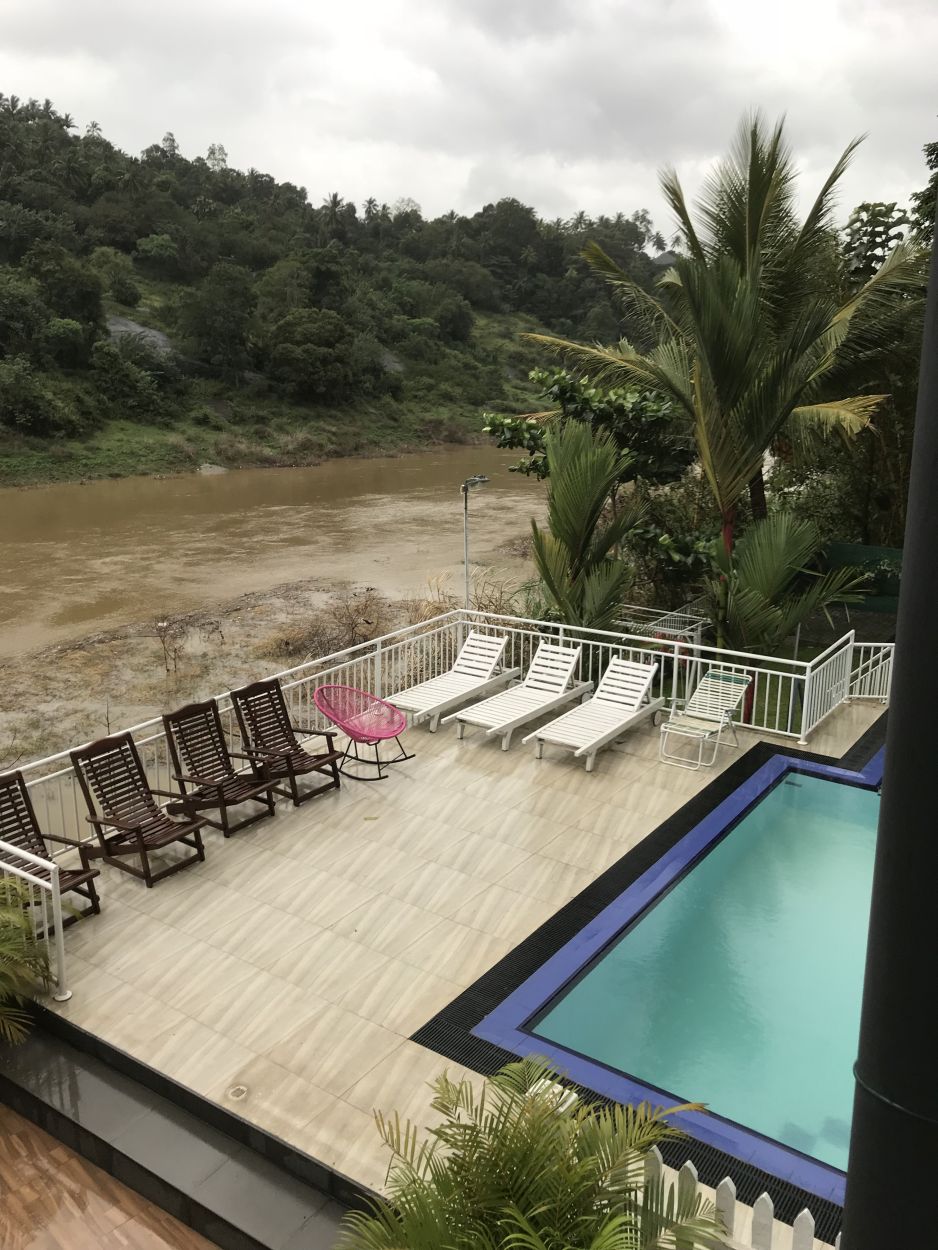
[{"left": 533, "top": 773, "right": 879, "bottom": 1170}]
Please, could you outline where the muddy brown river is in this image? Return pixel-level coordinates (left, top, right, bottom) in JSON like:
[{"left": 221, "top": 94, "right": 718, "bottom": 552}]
[{"left": 0, "top": 447, "right": 543, "bottom": 660}]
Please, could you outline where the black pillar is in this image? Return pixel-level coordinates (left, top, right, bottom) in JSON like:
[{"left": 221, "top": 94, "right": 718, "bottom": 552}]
[{"left": 840, "top": 231, "right": 938, "bottom": 1246}]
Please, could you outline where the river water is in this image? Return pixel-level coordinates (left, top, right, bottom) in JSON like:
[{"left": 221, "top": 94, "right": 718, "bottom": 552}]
[{"left": 0, "top": 446, "right": 542, "bottom": 659}]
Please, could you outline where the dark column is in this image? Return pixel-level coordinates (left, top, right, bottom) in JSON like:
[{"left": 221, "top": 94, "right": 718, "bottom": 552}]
[{"left": 840, "top": 232, "right": 938, "bottom": 1245}]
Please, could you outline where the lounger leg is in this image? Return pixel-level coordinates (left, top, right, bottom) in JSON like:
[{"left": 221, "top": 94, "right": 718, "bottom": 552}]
[
  {"left": 535, "top": 740, "right": 543, "bottom": 760},
  {"left": 501, "top": 730, "right": 513, "bottom": 751},
  {"left": 456, "top": 722, "right": 465, "bottom": 741},
  {"left": 585, "top": 753, "right": 596, "bottom": 773}
]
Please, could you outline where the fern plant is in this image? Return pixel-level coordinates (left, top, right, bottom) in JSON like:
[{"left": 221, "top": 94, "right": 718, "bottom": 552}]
[
  {"left": 0, "top": 877, "right": 51, "bottom": 1044},
  {"left": 338, "top": 1057, "right": 726, "bottom": 1250}
]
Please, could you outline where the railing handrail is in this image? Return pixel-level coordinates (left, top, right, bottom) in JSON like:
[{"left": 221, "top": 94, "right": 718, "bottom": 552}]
[
  {"left": 458, "top": 608, "right": 812, "bottom": 672},
  {"left": 806, "top": 630, "right": 856, "bottom": 670},
  {"left": 18, "top": 614, "right": 464, "bottom": 779}
]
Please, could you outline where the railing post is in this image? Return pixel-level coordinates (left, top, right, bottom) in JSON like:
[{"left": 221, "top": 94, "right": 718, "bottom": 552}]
[
  {"left": 671, "top": 640, "right": 681, "bottom": 708},
  {"left": 48, "top": 862, "right": 71, "bottom": 1002},
  {"left": 374, "top": 637, "right": 383, "bottom": 699},
  {"left": 799, "top": 664, "right": 813, "bottom": 745}
]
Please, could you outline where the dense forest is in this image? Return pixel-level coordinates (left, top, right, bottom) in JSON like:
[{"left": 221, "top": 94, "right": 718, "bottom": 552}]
[{"left": 0, "top": 93, "right": 669, "bottom": 482}]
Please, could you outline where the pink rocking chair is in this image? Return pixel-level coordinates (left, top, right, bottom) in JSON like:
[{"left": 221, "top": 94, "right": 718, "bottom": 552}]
[{"left": 312, "top": 685, "right": 414, "bottom": 781}]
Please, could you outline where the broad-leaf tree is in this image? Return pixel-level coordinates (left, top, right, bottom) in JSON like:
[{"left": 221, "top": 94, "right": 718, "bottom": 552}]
[
  {"left": 530, "top": 115, "right": 921, "bottom": 553},
  {"left": 338, "top": 1057, "right": 725, "bottom": 1250}
]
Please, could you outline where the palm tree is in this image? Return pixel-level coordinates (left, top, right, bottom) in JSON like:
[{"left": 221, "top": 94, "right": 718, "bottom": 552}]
[
  {"left": 338, "top": 1058, "right": 724, "bottom": 1250},
  {"left": 703, "top": 513, "right": 867, "bottom": 652},
  {"left": 531, "top": 422, "right": 645, "bottom": 629},
  {"left": 0, "top": 878, "right": 50, "bottom": 1044},
  {"left": 531, "top": 115, "right": 921, "bottom": 553}
]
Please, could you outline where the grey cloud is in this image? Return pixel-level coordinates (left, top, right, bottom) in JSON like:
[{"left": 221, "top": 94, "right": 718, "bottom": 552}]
[{"left": 0, "top": 0, "right": 933, "bottom": 222}]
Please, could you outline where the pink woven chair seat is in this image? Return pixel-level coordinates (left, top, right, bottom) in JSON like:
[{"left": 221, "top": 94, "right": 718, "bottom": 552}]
[{"left": 313, "top": 685, "right": 407, "bottom": 743}]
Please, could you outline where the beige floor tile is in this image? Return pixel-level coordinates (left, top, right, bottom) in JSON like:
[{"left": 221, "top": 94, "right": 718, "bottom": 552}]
[
  {"left": 467, "top": 808, "right": 566, "bottom": 852},
  {"left": 134, "top": 1018, "right": 257, "bottom": 1097},
  {"left": 328, "top": 840, "right": 432, "bottom": 893},
  {"left": 291, "top": 1096, "right": 381, "bottom": 1174},
  {"left": 143, "top": 943, "right": 258, "bottom": 1016},
  {"left": 509, "top": 787, "right": 603, "bottom": 826},
  {"left": 340, "top": 957, "right": 462, "bottom": 1035},
  {"left": 268, "top": 928, "right": 392, "bottom": 1002},
  {"left": 431, "top": 830, "right": 532, "bottom": 883},
  {"left": 69, "top": 908, "right": 194, "bottom": 982},
  {"left": 539, "top": 827, "right": 629, "bottom": 874},
  {"left": 330, "top": 896, "right": 443, "bottom": 957},
  {"left": 148, "top": 879, "right": 256, "bottom": 943},
  {"left": 449, "top": 884, "right": 556, "bottom": 944},
  {"left": 498, "top": 853, "right": 594, "bottom": 906},
  {"left": 400, "top": 917, "right": 513, "bottom": 985},
  {"left": 386, "top": 860, "right": 487, "bottom": 918},
  {"left": 211, "top": 1055, "right": 339, "bottom": 1141},
  {"left": 237, "top": 853, "right": 379, "bottom": 927},
  {"left": 208, "top": 901, "right": 326, "bottom": 970},
  {"left": 266, "top": 1004, "right": 401, "bottom": 1096},
  {"left": 191, "top": 971, "right": 327, "bottom": 1053},
  {"left": 342, "top": 1040, "right": 466, "bottom": 1118},
  {"left": 194, "top": 836, "right": 271, "bottom": 885},
  {"left": 378, "top": 815, "right": 472, "bottom": 860}
]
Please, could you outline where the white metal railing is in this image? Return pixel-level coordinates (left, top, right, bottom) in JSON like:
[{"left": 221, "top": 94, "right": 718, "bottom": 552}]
[
  {"left": 17, "top": 610, "right": 892, "bottom": 857},
  {"left": 849, "top": 641, "right": 895, "bottom": 701},
  {"left": 0, "top": 840, "right": 70, "bottom": 1001}
]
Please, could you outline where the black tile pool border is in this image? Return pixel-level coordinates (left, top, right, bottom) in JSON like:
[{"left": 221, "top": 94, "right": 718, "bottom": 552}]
[{"left": 410, "top": 713, "right": 887, "bottom": 1245}]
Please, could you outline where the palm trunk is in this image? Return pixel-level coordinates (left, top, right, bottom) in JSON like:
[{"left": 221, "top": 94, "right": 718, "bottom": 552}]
[
  {"left": 748, "top": 469, "right": 768, "bottom": 520},
  {"left": 720, "top": 506, "right": 736, "bottom": 556}
]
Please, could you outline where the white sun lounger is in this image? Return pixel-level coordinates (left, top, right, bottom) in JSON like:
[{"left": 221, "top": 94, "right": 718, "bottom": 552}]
[
  {"left": 390, "top": 630, "right": 519, "bottom": 732},
  {"left": 523, "top": 658, "right": 663, "bottom": 772},
  {"left": 442, "top": 641, "right": 591, "bottom": 750},
  {"left": 658, "top": 668, "right": 752, "bottom": 770}
]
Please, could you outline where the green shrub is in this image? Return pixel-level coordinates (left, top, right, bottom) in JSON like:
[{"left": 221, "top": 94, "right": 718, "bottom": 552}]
[{"left": 0, "top": 356, "right": 73, "bottom": 435}]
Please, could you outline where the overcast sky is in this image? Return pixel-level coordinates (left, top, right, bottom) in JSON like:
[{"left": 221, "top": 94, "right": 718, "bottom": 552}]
[{"left": 2, "top": 0, "right": 935, "bottom": 231}]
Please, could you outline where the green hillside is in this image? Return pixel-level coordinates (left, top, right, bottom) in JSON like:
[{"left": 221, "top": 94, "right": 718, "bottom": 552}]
[{"left": 0, "top": 95, "right": 663, "bottom": 485}]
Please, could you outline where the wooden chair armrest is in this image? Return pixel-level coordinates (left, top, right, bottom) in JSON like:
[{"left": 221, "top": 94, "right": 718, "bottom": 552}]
[
  {"left": 38, "top": 831, "right": 88, "bottom": 850},
  {"left": 86, "top": 814, "right": 137, "bottom": 833},
  {"left": 239, "top": 745, "right": 288, "bottom": 761},
  {"left": 171, "top": 772, "right": 222, "bottom": 790},
  {"left": 291, "top": 724, "right": 334, "bottom": 740},
  {"left": 151, "top": 786, "right": 190, "bottom": 800}
]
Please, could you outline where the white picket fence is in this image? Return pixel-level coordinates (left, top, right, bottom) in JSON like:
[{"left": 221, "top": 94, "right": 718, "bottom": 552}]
[{"left": 646, "top": 1149, "right": 841, "bottom": 1249}]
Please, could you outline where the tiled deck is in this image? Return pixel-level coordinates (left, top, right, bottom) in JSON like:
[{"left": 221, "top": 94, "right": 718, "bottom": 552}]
[{"left": 43, "top": 702, "right": 881, "bottom": 1215}]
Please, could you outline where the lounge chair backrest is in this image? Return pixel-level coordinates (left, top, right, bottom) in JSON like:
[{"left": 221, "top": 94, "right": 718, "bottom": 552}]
[
  {"left": 685, "top": 670, "right": 751, "bottom": 721},
  {"left": 0, "top": 770, "right": 46, "bottom": 861},
  {"left": 522, "top": 642, "right": 582, "bottom": 694},
  {"left": 594, "top": 659, "right": 659, "bottom": 710},
  {"left": 164, "top": 700, "right": 234, "bottom": 784},
  {"left": 71, "top": 734, "right": 160, "bottom": 826},
  {"left": 451, "top": 631, "right": 508, "bottom": 679},
  {"left": 231, "top": 678, "right": 297, "bottom": 754}
]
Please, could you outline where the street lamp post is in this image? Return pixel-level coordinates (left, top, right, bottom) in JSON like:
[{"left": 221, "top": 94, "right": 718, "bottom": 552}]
[{"left": 461, "top": 474, "right": 489, "bottom": 610}]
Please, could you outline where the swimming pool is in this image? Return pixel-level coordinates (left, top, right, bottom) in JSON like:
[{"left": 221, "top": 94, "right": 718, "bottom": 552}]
[{"left": 473, "top": 751, "right": 883, "bottom": 1203}]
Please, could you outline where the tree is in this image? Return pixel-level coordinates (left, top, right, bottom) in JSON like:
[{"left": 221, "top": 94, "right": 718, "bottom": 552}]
[
  {"left": 161, "top": 131, "right": 180, "bottom": 158},
  {"left": 134, "top": 232, "right": 180, "bottom": 279},
  {"left": 267, "top": 307, "right": 355, "bottom": 401},
  {"left": 703, "top": 512, "right": 867, "bottom": 652},
  {"left": 0, "top": 268, "right": 50, "bottom": 360},
  {"left": 531, "top": 421, "right": 646, "bottom": 629},
  {"left": 910, "top": 139, "right": 938, "bottom": 243},
  {"left": 532, "top": 115, "right": 921, "bottom": 552},
  {"left": 206, "top": 142, "right": 228, "bottom": 172},
  {"left": 338, "top": 1058, "right": 723, "bottom": 1250},
  {"left": 177, "top": 260, "right": 255, "bottom": 380},
  {"left": 486, "top": 368, "right": 693, "bottom": 486},
  {"left": 843, "top": 202, "right": 909, "bottom": 282}
]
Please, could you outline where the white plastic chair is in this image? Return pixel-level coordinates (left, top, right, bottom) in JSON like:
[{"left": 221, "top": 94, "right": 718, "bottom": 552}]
[
  {"left": 523, "top": 658, "right": 663, "bottom": 771},
  {"left": 390, "top": 631, "right": 519, "bottom": 732},
  {"left": 442, "top": 641, "right": 591, "bottom": 750}
]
